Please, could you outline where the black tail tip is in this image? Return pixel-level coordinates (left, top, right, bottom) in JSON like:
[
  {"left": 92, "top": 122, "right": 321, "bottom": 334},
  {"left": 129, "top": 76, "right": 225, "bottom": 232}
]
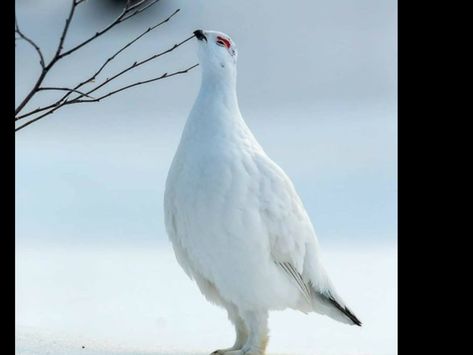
[
  {"left": 353, "top": 318, "right": 362, "bottom": 327},
  {"left": 346, "top": 308, "right": 362, "bottom": 326},
  {"left": 323, "top": 292, "right": 362, "bottom": 327}
]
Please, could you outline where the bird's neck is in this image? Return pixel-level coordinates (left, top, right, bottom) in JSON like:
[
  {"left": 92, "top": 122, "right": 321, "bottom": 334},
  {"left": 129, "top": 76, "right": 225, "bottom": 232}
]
[
  {"left": 198, "top": 71, "right": 239, "bottom": 112},
  {"left": 182, "top": 72, "right": 254, "bottom": 144},
  {"left": 190, "top": 72, "right": 240, "bottom": 124}
]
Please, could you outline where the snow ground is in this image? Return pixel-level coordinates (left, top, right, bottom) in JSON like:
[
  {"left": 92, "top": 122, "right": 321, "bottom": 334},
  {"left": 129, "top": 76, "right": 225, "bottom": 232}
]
[{"left": 16, "top": 243, "right": 396, "bottom": 355}]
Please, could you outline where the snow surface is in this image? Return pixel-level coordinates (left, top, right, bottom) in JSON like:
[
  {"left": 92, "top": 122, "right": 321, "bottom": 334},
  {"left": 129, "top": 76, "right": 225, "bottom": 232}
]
[{"left": 16, "top": 243, "right": 396, "bottom": 355}]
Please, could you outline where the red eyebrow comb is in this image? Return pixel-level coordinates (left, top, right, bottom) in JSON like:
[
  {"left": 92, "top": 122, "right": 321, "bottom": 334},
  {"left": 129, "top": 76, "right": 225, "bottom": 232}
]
[{"left": 217, "top": 36, "right": 231, "bottom": 49}]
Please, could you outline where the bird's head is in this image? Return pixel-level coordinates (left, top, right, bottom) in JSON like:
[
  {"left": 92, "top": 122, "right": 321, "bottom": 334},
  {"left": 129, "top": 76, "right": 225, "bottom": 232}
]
[{"left": 193, "top": 29, "right": 238, "bottom": 82}]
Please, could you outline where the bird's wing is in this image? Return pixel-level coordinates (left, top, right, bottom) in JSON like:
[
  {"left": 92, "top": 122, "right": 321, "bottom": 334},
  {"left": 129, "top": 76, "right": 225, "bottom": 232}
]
[
  {"left": 253, "top": 153, "right": 323, "bottom": 298},
  {"left": 277, "top": 261, "right": 313, "bottom": 305},
  {"left": 254, "top": 152, "right": 362, "bottom": 325}
]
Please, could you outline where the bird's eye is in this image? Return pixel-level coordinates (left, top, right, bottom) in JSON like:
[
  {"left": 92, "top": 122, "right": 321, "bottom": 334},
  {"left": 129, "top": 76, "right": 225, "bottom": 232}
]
[{"left": 216, "top": 36, "right": 231, "bottom": 49}]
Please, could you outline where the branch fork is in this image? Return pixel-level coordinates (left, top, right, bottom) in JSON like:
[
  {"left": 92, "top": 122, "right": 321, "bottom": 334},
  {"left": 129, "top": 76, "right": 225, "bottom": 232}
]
[{"left": 15, "top": 0, "right": 198, "bottom": 132}]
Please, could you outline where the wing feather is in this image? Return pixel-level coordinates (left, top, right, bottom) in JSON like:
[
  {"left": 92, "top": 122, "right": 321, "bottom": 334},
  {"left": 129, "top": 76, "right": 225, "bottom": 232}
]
[
  {"left": 253, "top": 153, "right": 335, "bottom": 305},
  {"left": 277, "top": 261, "right": 312, "bottom": 306}
]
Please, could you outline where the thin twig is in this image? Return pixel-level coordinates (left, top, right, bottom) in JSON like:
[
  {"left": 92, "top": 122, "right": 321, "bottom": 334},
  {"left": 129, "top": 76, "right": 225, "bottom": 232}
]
[
  {"left": 15, "top": 0, "right": 159, "bottom": 116},
  {"left": 15, "top": 0, "right": 196, "bottom": 133},
  {"left": 121, "top": 0, "right": 160, "bottom": 21},
  {"left": 76, "top": 64, "right": 199, "bottom": 103},
  {"left": 15, "top": 16, "right": 45, "bottom": 68},
  {"left": 15, "top": 64, "right": 199, "bottom": 132},
  {"left": 54, "top": 0, "right": 77, "bottom": 58},
  {"left": 57, "top": 0, "right": 160, "bottom": 60},
  {"left": 16, "top": 9, "right": 184, "bottom": 121},
  {"left": 37, "top": 87, "right": 95, "bottom": 99},
  {"left": 14, "top": 0, "right": 86, "bottom": 115},
  {"left": 91, "top": 9, "right": 181, "bottom": 83},
  {"left": 75, "top": 34, "right": 196, "bottom": 100}
]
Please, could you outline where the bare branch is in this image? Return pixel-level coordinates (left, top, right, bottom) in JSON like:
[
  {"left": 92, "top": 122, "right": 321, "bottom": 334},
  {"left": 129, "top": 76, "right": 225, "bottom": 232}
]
[
  {"left": 16, "top": 101, "right": 65, "bottom": 121},
  {"left": 15, "top": 64, "right": 199, "bottom": 132},
  {"left": 15, "top": 0, "right": 196, "bottom": 133},
  {"left": 121, "top": 0, "right": 160, "bottom": 21},
  {"left": 15, "top": 0, "right": 158, "bottom": 116},
  {"left": 69, "top": 7, "right": 181, "bottom": 100},
  {"left": 54, "top": 0, "right": 78, "bottom": 58},
  {"left": 14, "top": 0, "right": 85, "bottom": 115},
  {"left": 15, "top": 68, "right": 48, "bottom": 116},
  {"left": 57, "top": 0, "right": 160, "bottom": 60},
  {"left": 37, "top": 87, "right": 95, "bottom": 99},
  {"left": 125, "top": 0, "right": 155, "bottom": 13},
  {"left": 15, "top": 16, "right": 45, "bottom": 68},
  {"left": 76, "top": 63, "right": 199, "bottom": 103},
  {"left": 76, "top": 34, "right": 196, "bottom": 100},
  {"left": 16, "top": 9, "right": 185, "bottom": 122}
]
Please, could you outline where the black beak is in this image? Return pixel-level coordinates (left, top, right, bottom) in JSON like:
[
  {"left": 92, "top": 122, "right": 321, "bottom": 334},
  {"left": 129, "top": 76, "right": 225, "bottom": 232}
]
[{"left": 193, "top": 29, "right": 207, "bottom": 42}]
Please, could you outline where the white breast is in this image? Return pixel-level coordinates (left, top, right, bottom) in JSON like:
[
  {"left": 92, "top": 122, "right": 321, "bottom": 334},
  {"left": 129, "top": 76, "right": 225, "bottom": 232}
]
[{"left": 164, "top": 110, "right": 305, "bottom": 310}]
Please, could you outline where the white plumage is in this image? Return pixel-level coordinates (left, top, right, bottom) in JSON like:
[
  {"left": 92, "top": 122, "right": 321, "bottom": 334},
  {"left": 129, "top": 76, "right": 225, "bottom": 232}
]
[{"left": 164, "top": 30, "right": 361, "bottom": 355}]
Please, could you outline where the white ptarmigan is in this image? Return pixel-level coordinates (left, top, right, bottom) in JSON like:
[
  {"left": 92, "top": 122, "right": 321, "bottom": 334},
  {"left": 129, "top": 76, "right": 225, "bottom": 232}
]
[{"left": 164, "top": 29, "right": 361, "bottom": 355}]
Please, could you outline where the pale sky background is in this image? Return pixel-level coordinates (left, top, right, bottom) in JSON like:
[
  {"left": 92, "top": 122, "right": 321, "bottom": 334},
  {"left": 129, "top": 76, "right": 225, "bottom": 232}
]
[{"left": 16, "top": 0, "right": 397, "bottom": 248}]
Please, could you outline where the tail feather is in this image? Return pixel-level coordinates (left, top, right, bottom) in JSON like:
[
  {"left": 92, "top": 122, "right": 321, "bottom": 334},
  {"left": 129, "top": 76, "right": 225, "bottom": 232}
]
[
  {"left": 311, "top": 287, "right": 362, "bottom": 326},
  {"left": 325, "top": 293, "right": 362, "bottom": 326}
]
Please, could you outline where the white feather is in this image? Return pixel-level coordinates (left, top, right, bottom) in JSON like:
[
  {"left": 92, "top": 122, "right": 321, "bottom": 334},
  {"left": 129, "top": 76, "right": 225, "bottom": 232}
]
[{"left": 164, "top": 30, "right": 360, "bottom": 334}]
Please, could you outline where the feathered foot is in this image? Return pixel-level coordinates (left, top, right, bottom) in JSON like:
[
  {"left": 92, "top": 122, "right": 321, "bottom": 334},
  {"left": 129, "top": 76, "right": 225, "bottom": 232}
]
[{"left": 211, "top": 305, "right": 249, "bottom": 355}]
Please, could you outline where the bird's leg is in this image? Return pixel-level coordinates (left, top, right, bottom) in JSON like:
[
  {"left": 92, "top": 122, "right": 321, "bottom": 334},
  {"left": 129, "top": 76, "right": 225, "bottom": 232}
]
[
  {"left": 240, "top": 310, "right": 269, "bottom": 355},
  {"left": 211, "top": 307, "right": 248, "bottom": 355},
  {"left": 231, "top": 314, "right": 249, "bottom": 350}
]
